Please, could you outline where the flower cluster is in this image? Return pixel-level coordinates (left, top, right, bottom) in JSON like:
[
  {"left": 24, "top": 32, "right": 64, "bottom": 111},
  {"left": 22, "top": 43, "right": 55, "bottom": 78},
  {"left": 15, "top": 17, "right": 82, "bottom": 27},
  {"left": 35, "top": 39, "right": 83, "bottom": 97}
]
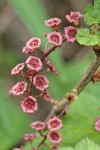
[
  {"left": 47, "top": 116, "right": 62, "bottom": 144},
  {"left": 28, "top": 116, "right": 62, "bottom": 149},
  {"left": 9, "top": 36, "right": 54, "bottom": 114},
  {"left": 11, "top": 11, "right": 83, "bottom": 150},
  {"left": 45, "top": 12, "right": 82, "bottom": 43}
]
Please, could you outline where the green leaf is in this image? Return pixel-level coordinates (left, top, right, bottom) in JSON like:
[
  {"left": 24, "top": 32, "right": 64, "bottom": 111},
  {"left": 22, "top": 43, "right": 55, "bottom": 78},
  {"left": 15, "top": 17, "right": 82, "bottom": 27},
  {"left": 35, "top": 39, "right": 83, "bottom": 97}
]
[
  {"left": 60, "top": 88, "right": 100, "bottom": 147},
  {"left": 59, "top": 138, "right": 100, "bottom": 150},
  {"left": 84, "top": 4, "right": 96, "bottom": 25},
  {"left": 84, "top": 14, "right": 98, "bottom": 26},
  {"left": 94, "top": 0, "right": 100, "bottom": 9},
  {"left": 59, "top": 148, "right": 73, "bottom": 150},
  {"left": 77, "top": 28, "right": 98, "bottom": 46},
  {"left": 84, "top": 4, "right": 94, "bottom": 14},
  {"left": 96, "top": 32, "right": 100, "bottom": 45},
  {"left": 84, "top": 1, "right": 100, "bottom": 25}
]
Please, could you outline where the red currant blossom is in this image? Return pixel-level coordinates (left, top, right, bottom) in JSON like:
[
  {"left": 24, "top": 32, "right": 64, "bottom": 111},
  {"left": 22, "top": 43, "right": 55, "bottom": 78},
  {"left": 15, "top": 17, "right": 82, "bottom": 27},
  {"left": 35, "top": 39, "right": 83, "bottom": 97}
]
[
  {"left": 47, "top": 116, "right": 62, "bottom": 131},
  {"left": 47, "top": 131, "right": 62, "bottom": 144},
  {"left": 47, "top": 32, "right": 62, "bottom": 46},
  {"left": 66, "top": 11, "right": 82, "bottom": 23},
  {"left": 30, "top": 121, "right": 46, "bottom": 131},
  {"left": 11, "top": 63, "right": 25, "bottom": 75},
  {"left": 94, "top": 117, "right": 100, "bottom": 131},
  {"left": 26, "top": 37, "right": 41, "bottom": 50},
  {"left": 21, "top": 96, "right": 38, "bottom": 114},
  {"left": 9, "top": 81, "right": 27, "bottom": 96},
  {"left": 26, "top": 56, "right": 42, "bottom": 71},
  {"left": 33, "top": 75, "right": 49, "bottom": 92},
  {"left": 64, "top": 26, "right": 77, "bottom": 42},
  {"left": 23, "top": 133, "right": 37, "bottom": 141},
  {"left": 45, "top": 18, "right": 61, "bottom": 30}
]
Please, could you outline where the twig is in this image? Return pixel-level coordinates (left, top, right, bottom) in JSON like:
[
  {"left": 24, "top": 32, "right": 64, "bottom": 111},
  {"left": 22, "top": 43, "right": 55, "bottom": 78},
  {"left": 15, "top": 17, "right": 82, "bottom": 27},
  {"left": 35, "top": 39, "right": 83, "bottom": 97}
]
[
  {"left": 41, "top": 45, "right": 57, "bottom": 61},
  {"left": 36, "top": 51, "right": 100, "bottom": 149},
  {"left": 37, "top": 135, "right": 47, "bottom": 149},
  {"left": 54, "top": 54, "right": 100, "bottom": 115},
  {"left": 74, "top": 55, "right": 100, "bottom": 94}
]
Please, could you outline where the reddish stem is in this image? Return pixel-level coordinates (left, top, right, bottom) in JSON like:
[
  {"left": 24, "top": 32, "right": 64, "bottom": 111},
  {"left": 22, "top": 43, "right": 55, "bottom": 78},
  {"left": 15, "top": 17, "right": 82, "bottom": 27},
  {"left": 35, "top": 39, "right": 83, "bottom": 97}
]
[
  {"left": 37, "top": 134, "right": 47, "bottom": 149},
  {"left": 41, "top": 38, "right": 66, "bottom": 61},
  {"left": 41, "top": 45, "right": 57, "bottom": 61}
]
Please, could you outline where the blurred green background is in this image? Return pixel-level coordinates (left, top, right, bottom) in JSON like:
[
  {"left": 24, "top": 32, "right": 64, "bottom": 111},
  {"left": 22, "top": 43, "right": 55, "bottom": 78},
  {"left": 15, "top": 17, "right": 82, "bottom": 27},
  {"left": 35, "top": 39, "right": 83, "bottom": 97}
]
[{"left": 1, "top": 0, "right": 100, "bottom": 150}]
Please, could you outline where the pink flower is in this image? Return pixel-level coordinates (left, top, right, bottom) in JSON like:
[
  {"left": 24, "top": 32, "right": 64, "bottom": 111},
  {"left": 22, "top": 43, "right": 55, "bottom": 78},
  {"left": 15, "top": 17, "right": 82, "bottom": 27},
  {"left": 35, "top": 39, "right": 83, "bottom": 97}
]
[
  {"left": 21, "top": 96, "right": 38, "bottom": 113},
  {"left": 64, "top": 26, "right": 77, "bottom": 42},
  {"left": 42, "top": 90, "right": 51, "bottom": 102},
  {"left": 9, "top": 81, "right": 27, "bottom": 96},
  {"left": 11, "top": 63, "right": 25, "bottom": 75},
  {"left": 66, "top": 11, "right": 82, "bottom": 23},
  {"left": 47, "top": 32, "right": 62, "bottom": 46},
  {"left": 47, "top": 117, "right": 62, "bottom": 131},
  {"left": 26, "top": 37, "right": 41, "bottom": 50},
  {"left": 47, "top": 131, "right": 62, "bottom": 144},
  {"left": 26, "top": 56, "right": 42, "bottom": 71},
  {"left": 30, "top": 121, "right": 46, "bottom": 131},
  {"left": 23, "top": 133, "right": 37, "bottom": 141},
  {"left": 22, "top": 46, "right": 34, "bottom": 54},
  {"left": 94, "top": 117, "right": 100, "bottom": 131},
  {"left": 33, "top": 75, "right": 49, "bottom": 91},
  {"left": 45, "top": 18, "right": 61, "bottom": 30}
]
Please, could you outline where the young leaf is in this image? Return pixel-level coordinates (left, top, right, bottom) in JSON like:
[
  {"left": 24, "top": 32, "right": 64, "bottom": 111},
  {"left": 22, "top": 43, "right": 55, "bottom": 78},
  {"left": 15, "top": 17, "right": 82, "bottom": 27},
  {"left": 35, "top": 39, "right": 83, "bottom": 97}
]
[
  {"left": 94, "top": 0, "right": 100, "bottom": 9},
  {"left": 84, "top": 4, "right": 94, "bottom": 14},
  {"left": 96, "top": 32, "right": 100, "bottom": 45},
  {"left": 59, "top": 138, "right": 100, "bottom": 150},
  {"left": 84, "top": 1, "right": 100, "bottom": 25},
  {"left": 60, "top": 89, "right": 100, "bottom": 147},
  {"left": 77, "top": 28, "right": 98, "bottom": 46},
  {"left": 84, "top": 4, "right": 96, "bottom": 25}
]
